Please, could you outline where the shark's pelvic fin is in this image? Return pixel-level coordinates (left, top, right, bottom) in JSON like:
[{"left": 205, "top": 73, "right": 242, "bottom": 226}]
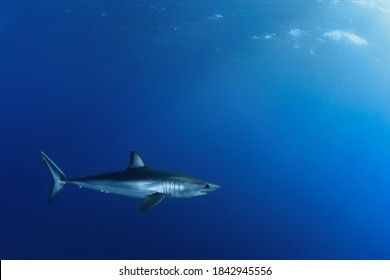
[
  {"left": 41, "top": 151, "right": 67, "bottom": 202},
  {"left": 127, "top": 151, "right": 146, "bottom": 170},
  {"left": 139, "top": 193, "right": 165, "bottom": 211}
]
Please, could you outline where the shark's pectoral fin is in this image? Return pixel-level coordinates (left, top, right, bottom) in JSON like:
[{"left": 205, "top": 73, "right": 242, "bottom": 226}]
[{"left": 139, "top": 193, "right": 165, "bottom": 211}]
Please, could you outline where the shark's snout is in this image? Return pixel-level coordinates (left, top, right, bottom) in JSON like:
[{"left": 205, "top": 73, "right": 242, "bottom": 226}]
[{"left": 203, "top": 183, "right": 221, "bottom": 192}]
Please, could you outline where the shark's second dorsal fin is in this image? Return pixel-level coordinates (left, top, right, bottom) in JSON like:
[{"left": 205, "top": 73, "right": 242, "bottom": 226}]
[{"left": 127, "top": 151, "right": 146, "bottom": 170}]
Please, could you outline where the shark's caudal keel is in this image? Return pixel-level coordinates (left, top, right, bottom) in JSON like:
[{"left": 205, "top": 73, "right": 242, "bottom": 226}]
[{"left": 40, "top": 151, "right": 220, "bottom": 211}]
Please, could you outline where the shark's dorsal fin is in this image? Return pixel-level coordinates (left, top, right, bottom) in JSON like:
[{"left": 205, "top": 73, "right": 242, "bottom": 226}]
[
  {"left": 139, "top": 193, "right": 165, "bottom": 211},
  {"left": 127, "top": 151, "right": 146, "bottom": 170}
]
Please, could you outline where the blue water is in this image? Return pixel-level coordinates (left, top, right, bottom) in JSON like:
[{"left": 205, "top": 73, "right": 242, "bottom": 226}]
[{"left": 1, "top": 0, "right": 390, "bottom": 259}]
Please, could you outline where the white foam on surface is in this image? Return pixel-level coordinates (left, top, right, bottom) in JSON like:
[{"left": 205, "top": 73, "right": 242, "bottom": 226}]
[{"left": 324, "top": 30, "right": 368, "bottom": 45}]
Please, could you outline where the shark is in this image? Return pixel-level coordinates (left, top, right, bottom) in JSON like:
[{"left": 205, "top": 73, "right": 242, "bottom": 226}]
[{"left": 41, "top": 151, "right": 220, "bottom": 211}]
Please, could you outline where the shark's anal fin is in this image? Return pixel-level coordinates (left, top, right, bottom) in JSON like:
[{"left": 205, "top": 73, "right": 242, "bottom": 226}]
[
  {"left": 127, "top": 151, "right": 146, "bottom": 170},
  {"left": 139, "top": 193, "right": 165, "bottom": 211}
]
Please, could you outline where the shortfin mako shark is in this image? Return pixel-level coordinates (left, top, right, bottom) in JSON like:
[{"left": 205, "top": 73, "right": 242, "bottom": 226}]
[{"left": 41, "top": 151, "right": 220, "bottom": 211}]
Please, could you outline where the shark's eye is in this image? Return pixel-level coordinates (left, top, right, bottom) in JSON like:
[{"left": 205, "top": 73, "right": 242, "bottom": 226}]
[{"left": 205, "top": 184, "right": 210, "bottom": 189}]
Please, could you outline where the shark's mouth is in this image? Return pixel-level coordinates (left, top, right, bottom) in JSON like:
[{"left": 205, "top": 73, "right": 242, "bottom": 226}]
[{"left": 197, "top": 191, "right": 208, "bottom": 196}]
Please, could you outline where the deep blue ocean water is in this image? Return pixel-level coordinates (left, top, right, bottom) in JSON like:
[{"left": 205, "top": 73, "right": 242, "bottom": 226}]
[{"left": 1, "top": 0, "right": 390, "bottom": 259}]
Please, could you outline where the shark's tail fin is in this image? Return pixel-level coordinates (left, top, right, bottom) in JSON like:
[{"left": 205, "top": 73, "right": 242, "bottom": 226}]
[{"left": 41, "top": 151, "right": 67, "bottom": 202}]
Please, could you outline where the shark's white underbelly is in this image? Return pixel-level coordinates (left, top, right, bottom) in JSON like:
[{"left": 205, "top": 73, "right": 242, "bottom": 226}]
[{"left": 70, "top": 180, "right": 161, "bottom": 199}]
